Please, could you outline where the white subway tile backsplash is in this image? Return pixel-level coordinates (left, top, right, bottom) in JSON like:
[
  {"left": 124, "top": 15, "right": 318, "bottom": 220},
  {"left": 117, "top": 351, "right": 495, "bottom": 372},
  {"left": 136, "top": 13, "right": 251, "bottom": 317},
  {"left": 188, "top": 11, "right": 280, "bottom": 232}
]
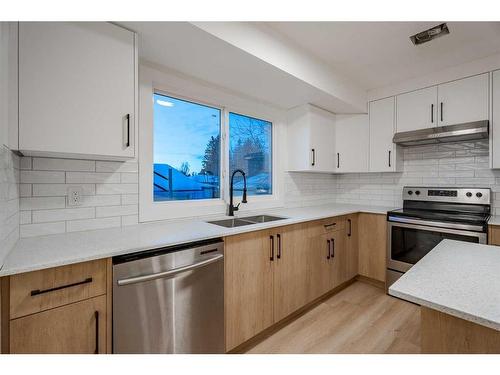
[
  {"left": 66, "top": 217, "right": 121, "bottom": 232},
  {"left": 20, "top": 197, "right": 66, "bottom": 211},
  {"left": 21, "top": 170, "right": 65, "bottom": 183},
  {"left": 19, "top": 211, "right": 32, "bottom": 224},
  {"left": 20, "top": 221, "right": 66, "bottom": 237},
  {"left": 33, "top": 158, "right": 95, "bottom": 172},
  {"left": 66, "top": 172, "right": 120, "bottom": 184},
  {"left": 18, "top": 155, "right": 141, "bottom": 237},
  {"left": 79, "top": 194, "right": 121, "bottom": 207},
  {"left": 95, "top": 183, "right": 138, "bottom": 195},
  {"left": 32, "top": 207, "right": 95, "bottom": 223},
  {"left": 96, "top": 161, "right": 138, "bottom": 173}
]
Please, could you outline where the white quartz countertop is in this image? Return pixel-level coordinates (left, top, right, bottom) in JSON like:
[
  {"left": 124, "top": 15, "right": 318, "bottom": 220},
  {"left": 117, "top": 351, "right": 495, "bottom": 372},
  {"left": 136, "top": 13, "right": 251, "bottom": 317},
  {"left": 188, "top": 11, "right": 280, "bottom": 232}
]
[
  {"left": 0, "top": 203, "right": 391, "bottom": 277},
  {"left": 488, "top": 215, "right": 500, "bottom": 226},
  {"left": 389, "top": 239, "right": 500, "bottom": 331}
]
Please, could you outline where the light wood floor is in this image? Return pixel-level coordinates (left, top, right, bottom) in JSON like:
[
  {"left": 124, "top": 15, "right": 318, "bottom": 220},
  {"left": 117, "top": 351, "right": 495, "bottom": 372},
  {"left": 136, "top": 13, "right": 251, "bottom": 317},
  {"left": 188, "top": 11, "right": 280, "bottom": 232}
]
[{"left": 247, "top": 281, "right": 421, "bottom": 354}]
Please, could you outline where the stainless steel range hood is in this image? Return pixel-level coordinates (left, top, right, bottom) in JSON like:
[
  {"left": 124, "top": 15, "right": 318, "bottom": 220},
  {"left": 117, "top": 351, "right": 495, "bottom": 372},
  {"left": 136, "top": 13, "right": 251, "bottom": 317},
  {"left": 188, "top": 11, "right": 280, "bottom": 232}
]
[{"left": 392, "top": 120, "right": 489, "bottom": 146}]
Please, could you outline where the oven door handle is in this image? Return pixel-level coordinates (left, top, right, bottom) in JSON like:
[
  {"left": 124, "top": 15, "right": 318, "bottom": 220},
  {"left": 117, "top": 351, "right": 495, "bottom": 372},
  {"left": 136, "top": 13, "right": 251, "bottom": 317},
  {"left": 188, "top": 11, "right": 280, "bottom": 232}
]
[
  {"left": 388, "top": 215, "right": 485, "bottom": 232},
  {"left": 388, "top": 220, "right": 487, "bottom": 239}
]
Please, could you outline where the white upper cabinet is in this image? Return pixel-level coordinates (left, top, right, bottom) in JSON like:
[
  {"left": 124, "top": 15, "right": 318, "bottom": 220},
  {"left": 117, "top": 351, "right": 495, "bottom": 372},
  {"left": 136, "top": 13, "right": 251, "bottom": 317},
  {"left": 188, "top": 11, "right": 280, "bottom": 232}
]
[
  {"left": 369, "top": 97, "right": 401, "bottom": 172},
  {"left": 396, "top": 86, "right": 437, "bottom": 132},
  {"left": 437, "top": 73, "right": 489, "bottom": 127},
  {"left": 287, "top": 104, "right": 335, "bottom": 173},
  {"left": 18, "top": 22, "right": 136, "bottom": 160},
  {"left": 335, "top": 114, "right": 369, "bottom": 173}
]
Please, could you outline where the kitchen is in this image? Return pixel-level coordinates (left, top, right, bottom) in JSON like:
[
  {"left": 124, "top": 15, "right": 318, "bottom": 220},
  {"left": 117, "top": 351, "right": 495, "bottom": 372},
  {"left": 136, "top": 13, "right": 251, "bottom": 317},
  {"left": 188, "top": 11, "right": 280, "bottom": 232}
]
[{"left": 2, "top": 2, "right": 500, "bottom": 372}]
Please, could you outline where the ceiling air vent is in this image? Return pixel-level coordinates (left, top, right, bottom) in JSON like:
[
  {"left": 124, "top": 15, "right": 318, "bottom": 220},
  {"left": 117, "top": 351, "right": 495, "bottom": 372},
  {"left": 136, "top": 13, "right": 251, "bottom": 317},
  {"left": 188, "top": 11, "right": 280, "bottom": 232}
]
[{"left": 410, "top": 23, "right": 450, "bottom": 45}]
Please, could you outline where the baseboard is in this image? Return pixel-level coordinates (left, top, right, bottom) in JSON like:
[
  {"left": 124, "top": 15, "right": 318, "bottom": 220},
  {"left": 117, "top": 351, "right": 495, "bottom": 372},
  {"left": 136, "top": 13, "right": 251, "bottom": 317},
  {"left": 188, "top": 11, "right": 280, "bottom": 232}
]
[
  {"left": 355, "top": 275, "right": 385, "bottom": 290},
  {"left": 227, "top": 277, "right": 357, "bottom": 354}
]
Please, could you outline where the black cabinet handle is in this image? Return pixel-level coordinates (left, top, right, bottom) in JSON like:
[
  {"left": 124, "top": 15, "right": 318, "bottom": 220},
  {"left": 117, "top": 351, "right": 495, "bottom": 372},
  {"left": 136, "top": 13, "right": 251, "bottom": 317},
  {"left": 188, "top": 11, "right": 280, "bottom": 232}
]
[
  {"left": 327, "top": 240, "right": 331, "bottom": 259},
  {"left": 440, "top": 102, "right": 443, "bottom": 122},
  {"left": 94, "top": 311, "right": 99, "bottom": 354},
  {"left": 311, "top": 149, "right": 315, "bottom": 166},
  {"left": 270, "top": 235, "right": 274, "bottom": 261},
  {"left": 125, "top": 114, "right": 130, "bottom": 147},
  {"left": 30, "top": 277, "right": 93, "bottom": 296},
  {"left": 337, "top": 153, "right": 340, "bottom": 169},
  {"left": 331, "top": 238, "right": 335, "bottom": 259},
  {"left": 277, "top": 233, "right": 281, "bottom": 259},
  {"left": 348, "top": 219, "right": 352, "bottom": 237},
  {"left": 388, "top": 150, "right": 391, "bottom": 168},
  {"left": 431, "top": 104, "right": 434, "bottom": 123}
]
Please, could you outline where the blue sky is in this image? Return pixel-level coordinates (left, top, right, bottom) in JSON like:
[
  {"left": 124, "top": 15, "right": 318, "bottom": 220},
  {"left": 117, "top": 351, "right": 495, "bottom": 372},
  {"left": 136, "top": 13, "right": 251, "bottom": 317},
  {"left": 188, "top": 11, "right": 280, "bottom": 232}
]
[{"left": 154, "top": 93, "right": 220, "bottom": 173}]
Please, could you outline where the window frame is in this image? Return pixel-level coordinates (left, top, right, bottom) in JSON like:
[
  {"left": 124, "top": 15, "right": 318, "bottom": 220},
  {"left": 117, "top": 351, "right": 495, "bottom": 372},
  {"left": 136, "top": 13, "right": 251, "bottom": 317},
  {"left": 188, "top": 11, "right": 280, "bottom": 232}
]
[
  {"left": 152, "top": 90, "right": 225, "bottom": 204},
  {"left": 139, "top": 66, "right": 283, "bottom": 222}
]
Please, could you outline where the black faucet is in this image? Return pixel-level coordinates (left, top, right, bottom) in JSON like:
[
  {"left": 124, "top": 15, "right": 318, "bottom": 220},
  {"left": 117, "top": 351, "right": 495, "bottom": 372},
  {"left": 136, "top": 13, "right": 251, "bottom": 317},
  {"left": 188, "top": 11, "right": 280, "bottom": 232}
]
[{"left": 228, "top": 169, "right": 247, "bottom": 216}]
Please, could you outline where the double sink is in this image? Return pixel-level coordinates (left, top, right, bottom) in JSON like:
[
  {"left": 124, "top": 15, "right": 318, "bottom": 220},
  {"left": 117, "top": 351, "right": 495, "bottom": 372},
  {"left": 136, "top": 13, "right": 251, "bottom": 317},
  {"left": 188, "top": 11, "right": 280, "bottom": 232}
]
[{"left": 208, "top": 215, "right": 287, "bottom": 228}]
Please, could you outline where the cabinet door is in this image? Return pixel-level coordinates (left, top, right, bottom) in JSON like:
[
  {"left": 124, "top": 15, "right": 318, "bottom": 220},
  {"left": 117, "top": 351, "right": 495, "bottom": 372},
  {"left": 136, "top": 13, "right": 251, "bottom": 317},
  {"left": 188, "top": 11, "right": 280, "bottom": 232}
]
[
  {"left": 273, "top": 224, "right": 310, "bottom": 322},
  {"left": 437, "top": 73, "right": 489, "bottom": 126},
  {"left": 224, "top": 230, "right": 274, "bottom": 351},
  {"left": 369, "top": 97, "right": 397, "bottom": 172},
  {"left": 358, "top": 213, "right": 387, "bottom": 283},
  {"left": 309, "top": 107, "right": 335, "bottom": 172},
  {"left": 10, "top": 295, "right": 106, "bottom": 354},
  {"left": 330, "top": 229, "right": 347, "bottom": 288},
  {"left": 345, "top": 215, "right": 359, "bottom": 280},
  {"left": 19, "top": 22, "right": 135, "bottom": 159},
  {"left": 396, "top": 86, "right": 438, "bottom": 132},
  {"left": 335, "top": 115, "right": 369, "bottom": 173},
  {"left": 308, "top": 232, "right": 333, "bottom": 301}
]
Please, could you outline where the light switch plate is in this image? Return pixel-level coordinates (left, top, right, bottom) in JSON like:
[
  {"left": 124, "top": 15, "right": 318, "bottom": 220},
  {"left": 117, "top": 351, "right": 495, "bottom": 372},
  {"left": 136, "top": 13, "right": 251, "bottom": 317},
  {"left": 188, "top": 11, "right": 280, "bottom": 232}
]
[{"left": 67, "top": 186, "right": 83, "bottom": 206}]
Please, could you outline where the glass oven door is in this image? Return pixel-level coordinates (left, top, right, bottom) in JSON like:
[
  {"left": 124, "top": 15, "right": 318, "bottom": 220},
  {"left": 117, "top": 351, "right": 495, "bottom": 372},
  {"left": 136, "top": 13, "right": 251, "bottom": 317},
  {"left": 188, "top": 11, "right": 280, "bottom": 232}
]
[{"left": 387, "top": 221, "right": 486, "bottom": 272}]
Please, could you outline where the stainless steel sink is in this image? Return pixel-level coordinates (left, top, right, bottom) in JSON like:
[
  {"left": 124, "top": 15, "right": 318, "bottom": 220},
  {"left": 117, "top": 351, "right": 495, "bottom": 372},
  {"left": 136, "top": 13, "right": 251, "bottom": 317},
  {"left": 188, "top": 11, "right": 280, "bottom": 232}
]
[
  {"left": 207, "top": 218, "right": 255, "bottom": 228},
  {"left": 240, "top": 215, "right": 286, "bottom": 223},
  {"left": 208, "top": 215, "right": 286, "bottom": 228}
]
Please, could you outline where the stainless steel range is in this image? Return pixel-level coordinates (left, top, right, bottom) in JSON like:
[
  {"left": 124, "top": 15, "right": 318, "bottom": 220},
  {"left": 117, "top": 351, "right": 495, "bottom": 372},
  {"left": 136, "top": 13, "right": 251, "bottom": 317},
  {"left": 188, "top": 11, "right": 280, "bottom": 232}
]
[{"left": 386, "top": 187, "right": 491, "bottom": 287}]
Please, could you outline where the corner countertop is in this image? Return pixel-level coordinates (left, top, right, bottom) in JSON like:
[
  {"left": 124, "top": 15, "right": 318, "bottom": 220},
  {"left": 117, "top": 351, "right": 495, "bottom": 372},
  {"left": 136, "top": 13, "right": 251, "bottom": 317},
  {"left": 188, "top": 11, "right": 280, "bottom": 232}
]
[
  {"left": 488, "top": 215, "right": 500, "bottom": 226},
  {"left": 0, "top": 203, "right": 392, "bottom": 277},
  {"left": 389, "top": 239, "right": 500, "bottom": 331}
]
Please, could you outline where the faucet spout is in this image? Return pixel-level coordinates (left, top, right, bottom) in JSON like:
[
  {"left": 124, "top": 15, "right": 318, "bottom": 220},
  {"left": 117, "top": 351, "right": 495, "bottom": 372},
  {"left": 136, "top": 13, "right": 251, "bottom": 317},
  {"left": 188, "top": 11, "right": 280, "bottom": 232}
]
[{"left": 228, "top": 169, "right": 248, "bottom": 216}]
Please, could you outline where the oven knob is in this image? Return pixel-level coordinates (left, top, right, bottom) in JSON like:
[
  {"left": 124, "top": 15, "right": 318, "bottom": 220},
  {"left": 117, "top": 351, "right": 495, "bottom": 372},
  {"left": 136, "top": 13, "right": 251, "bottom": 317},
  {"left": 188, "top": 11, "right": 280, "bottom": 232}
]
[
  {"left": 476, "top": 192, "right": 483, "bottom": 198},
  {"left": 415, "top": 190, "right": 421, "bottom": 195},
  {"left": 466, "top": 192, "right": 472, "bottom": 197},
  {"left": 408, "top": 190, "right": 413, "bottom": 195}
]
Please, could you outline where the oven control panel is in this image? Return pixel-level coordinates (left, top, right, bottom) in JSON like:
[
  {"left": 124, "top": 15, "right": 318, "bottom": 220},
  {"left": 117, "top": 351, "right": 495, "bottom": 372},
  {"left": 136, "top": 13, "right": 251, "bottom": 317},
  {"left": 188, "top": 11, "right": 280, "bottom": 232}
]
[{"left": 403, "top": 187, "right": 491, "bottom": 205}]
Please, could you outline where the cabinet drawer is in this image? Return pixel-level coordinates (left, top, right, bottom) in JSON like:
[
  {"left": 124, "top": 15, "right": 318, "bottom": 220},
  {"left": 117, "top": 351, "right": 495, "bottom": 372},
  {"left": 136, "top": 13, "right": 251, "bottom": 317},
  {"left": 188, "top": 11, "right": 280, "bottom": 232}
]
[
  {"left": 10, "top": 295, "right": 106, "bottom": 354},
  {"left": 320, "top": 218, "right": 345, "bottom": 233},
  {"left": 10, "top": 259, "right": 106, "bottom": 319}
]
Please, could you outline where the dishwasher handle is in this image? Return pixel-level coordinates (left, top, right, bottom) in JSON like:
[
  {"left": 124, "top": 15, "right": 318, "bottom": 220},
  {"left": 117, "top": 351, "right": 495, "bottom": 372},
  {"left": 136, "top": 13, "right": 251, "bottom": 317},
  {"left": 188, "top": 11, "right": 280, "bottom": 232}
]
[{"left": 116, "top": 254, "right": 223, "bottom": 286}]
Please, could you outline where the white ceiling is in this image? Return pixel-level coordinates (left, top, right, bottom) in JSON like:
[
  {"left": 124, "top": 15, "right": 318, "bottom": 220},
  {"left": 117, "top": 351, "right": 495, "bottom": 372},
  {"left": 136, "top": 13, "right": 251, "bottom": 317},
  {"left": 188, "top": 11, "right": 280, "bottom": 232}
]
[
  {"left": 120, "top": 22, "right": 360, "bottom": 112},
  {"left": 264, "top": 22, "right": 500, "bottom": 90}
]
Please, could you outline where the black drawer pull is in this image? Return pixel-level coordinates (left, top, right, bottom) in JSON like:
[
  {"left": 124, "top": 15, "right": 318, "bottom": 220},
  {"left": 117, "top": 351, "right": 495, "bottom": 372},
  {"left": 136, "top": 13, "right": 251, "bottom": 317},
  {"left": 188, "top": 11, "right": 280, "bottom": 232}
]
[
  {"left": 30, "top": 277, "right": 93, "bottom": 296},
  {"left": 331, "top": 238, "right": 335, "bottom": 258},
  {"left": 95, "top": 310, "right": 99, "bottom": 354}
]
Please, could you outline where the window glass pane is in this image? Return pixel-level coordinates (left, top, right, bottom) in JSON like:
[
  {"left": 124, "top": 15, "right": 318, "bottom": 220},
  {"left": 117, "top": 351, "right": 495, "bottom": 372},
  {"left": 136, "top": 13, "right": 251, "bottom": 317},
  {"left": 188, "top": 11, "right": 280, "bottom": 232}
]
[
  {"left": 153, "top": 93, "right": 221, "bottom": 201},
  {"left": 229, "top": 112, "right": 272, "bottom": 196}
]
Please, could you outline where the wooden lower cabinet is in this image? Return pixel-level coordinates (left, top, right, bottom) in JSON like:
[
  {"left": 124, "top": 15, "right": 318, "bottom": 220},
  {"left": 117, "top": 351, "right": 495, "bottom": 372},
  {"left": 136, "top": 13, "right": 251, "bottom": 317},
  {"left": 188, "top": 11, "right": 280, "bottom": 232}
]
[
  {"left": 10, "top": 295, "right": 107, "bottom": 354},
  {"left": 224, "top": 230, "right": 274, "bottom": 351},
  {"left": 358, "top": 213, "right": 386, "bottom": 282},
  {"left": 489, "top": 225, "right": 500, "bottom": 245},
  {"left": 225, "top": 216, "right": 353, "bottom": 351}
]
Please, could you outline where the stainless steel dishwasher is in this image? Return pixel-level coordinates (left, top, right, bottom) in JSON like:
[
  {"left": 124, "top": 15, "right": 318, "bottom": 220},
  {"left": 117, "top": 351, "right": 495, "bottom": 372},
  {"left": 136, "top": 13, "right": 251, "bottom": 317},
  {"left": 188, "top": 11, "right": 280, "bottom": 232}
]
[{"left": 112, "top": 239, "right": 224, "bottom": 354}]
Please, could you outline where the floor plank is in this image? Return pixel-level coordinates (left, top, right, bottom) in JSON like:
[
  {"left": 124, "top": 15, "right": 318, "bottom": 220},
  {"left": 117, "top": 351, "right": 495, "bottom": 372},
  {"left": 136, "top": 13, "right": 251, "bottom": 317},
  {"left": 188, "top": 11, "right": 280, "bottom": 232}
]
[{"left": 247, "top": 281, "right": 421, "bottom": 354}]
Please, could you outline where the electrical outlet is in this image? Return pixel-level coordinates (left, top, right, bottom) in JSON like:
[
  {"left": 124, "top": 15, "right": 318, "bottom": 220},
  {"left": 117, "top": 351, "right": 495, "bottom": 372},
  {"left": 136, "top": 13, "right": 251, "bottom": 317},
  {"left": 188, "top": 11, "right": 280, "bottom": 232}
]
[{"left": 67, "top": 186, "right": 83, "bottom": 206}]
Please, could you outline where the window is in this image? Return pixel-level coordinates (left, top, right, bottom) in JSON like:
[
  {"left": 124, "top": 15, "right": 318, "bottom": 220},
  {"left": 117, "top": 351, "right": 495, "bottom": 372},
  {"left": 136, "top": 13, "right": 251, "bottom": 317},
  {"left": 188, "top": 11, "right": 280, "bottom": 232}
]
[
  {"left": 153, "top": 93, "right": 221, "bottom": 201},
  {"left": 229, "top": 112, "right": 272, "bottom": 196}
]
